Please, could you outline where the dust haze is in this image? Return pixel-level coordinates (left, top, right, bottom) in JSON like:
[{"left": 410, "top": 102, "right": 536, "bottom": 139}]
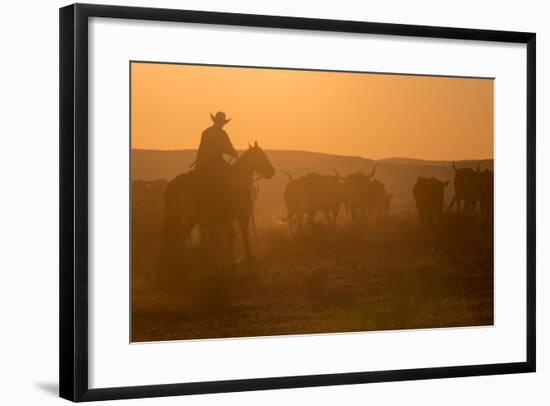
[{"left": 131, "top": 149, "right": 493, "bottom": 342}]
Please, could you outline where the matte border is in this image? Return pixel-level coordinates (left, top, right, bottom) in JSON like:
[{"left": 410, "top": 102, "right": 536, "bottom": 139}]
[
  {"left": 129, "top": 59, "right": 497, "bottom": 80},
  {"left": 60, "top": 3, "right": 536, "bottom": 402}
]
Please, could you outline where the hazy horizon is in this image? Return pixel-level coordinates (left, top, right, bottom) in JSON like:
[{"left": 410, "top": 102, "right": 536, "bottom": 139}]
[{"left": 131, "top": 147, "right": 493, "bottom": 162}]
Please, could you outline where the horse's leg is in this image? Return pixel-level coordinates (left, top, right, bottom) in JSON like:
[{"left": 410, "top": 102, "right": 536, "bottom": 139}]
[
  {"left": 447, "top": 196, "right": 455, "bottom": 213},
  {"left": 160, "top": 216, "right": 179, "bottom": 279},
  {"left": 332, "top": 205, "right": 340, "bottom": 226},
  {"left": 360, "top": 206, "right": 367, "bottom": 227},
  {"left": 163, "top": 220, "right": 178, "bottom": 252},
  {"left": 288, "top": 212, "right": 295, "bottom": 231},
  {"left": 224, "top": 220, "right": 235, "bottom": 261},
  {"left": 307, "top": 210, "right": 316, "bottom": 228},
  {"left": 329, "top": 210, "right": 336, "bottom": 226},
  {"left": 296, "top": 212, "right": 304, "bottom": 230},
  {"left": 200, "top": 223, "right": 215, "bottom": 256},
  {"left": 181, "top": 219, "right": 196, "bottom": 250},
  {"left": 198, "top": 223, "right": 207, "bottom": 250},
  {"left": 238, "top": 213, "right": 251, "bottom": 259},
  {"left": 355, "top": 207, "right": 361, "bottom": 226},
  {"left": 323, "top": 209, "right": 331, "bottom": 225}
]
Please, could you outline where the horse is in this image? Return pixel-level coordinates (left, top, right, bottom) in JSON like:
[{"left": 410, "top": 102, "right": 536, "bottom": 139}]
[{"left": 163, "top": 142, "right": 275, "bottom": 259}]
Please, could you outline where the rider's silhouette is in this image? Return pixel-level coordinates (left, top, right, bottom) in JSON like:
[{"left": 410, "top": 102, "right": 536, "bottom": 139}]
[
  {"left": 193, "top": 112, "right": 238, "bottom": 220},
  {"left": 195, "top": 112, "right": 238, "bottom": 173}
]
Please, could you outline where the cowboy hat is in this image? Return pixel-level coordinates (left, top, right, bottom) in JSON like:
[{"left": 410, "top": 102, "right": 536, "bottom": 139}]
[{"left": 210, "top": 111, "right": 231, "bottom": 126}]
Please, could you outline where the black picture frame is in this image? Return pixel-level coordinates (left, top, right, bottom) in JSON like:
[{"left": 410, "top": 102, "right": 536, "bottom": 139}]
[{"left": 59, "top": 3, "right": 536, "bottom": 402}]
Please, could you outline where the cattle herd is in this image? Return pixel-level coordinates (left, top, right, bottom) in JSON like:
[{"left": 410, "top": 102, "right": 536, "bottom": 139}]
[
  {"left": 132, "top": 161, "right": 494, "bottom": 238},
  {"left": 283, "top": 162, "right": 494, "bottom": 228}
]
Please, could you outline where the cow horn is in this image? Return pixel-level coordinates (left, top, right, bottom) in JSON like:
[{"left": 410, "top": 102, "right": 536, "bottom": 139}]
[
  {"left": 283, "top": 171, "right": 294, "bottom": 181},
  {"left": 333, "top": 169, "right": 344, "bottom": 179},
  {"left": 368, "top": 164, "right": 377, "bottom": 178},
  {"left": 248, "top": 142, "right": 253, "bottom": 149},
  {"left": 253, "top": 181, "right": 260, "bottom": 193},
  {"left": 452, "top": 161, "right": 457, "bottom": 171}
]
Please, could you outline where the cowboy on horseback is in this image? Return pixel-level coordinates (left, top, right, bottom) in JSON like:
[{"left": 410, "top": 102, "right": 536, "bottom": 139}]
[{"left": 164, "top": 111, "right": 275, "bottom": 259}]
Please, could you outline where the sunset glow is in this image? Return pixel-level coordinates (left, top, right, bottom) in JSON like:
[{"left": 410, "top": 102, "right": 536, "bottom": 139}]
[{"left": 131, "top": 62, "right": 493, "bottom": 161}]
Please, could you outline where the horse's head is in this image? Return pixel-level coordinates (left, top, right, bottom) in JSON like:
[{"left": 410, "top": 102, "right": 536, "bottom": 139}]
[{"left": 246, "top": 141, "right": 276, "bottom": 179}]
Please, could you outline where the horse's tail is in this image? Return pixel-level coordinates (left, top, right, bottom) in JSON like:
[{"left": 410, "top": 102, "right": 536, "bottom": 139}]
[
  {"left": 162, "top": 183, "right": 178, "bottom": 242},
  {"left": 283, "top": 171, "right": 294, "bottom": 182},
  {"left": 447, "top": 194, "right": 456, "bottom": 212},
  {"left": 249, "top": 181, "right": 260, "bottom": 242},
  {"left": 163, "top": 176, "right": 187, "bottom": 240},
  {"left": 250, "top": 208, "right": 258, "bottom": 242}
]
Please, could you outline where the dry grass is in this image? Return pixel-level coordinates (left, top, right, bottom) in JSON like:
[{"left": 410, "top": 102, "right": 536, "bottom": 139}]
[{"left": 131, "top": 213, "right": 493, "bottom": 342}]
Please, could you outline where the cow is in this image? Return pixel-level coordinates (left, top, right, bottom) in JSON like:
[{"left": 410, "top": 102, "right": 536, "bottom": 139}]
[
  {"left": 449, "top": 162, "right": 479, "bottom": 214},
  {"left": 302, "top": 173, "right": 344, "bottom": 226},
  {"left": 132, "top": 179, "right": 168, "bottom": 224},
  {"left": 283, "top": 172, "right": 307, "bottom": 229},
  {"left": 283, "top": 172, "right": 344, "bottom": 228},
  {"left": 413, "top": 177, "right": 449, "bottom": 225},
  {"left": 477, "top": 168, "right": 494, "bottom": 225},
  {"left": 334, "top": 165, "right": 391, "bottom": 224},
  {"left": 365, "top": 178, "right": 393, "bottom": 223},
  {"left": 334, "top": 165, "right": 376, "bottom": 224}
]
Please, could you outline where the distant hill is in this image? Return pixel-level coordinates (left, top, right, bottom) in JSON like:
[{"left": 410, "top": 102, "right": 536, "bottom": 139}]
[
  {"left": 379, "top": 157, "right": 493, "bottom": 168},
  {"left": 132, "top": 149, "right": 493, "bottom": 223}
]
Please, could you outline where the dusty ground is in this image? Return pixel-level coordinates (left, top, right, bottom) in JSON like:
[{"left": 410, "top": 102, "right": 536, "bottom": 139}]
[{"left": 131, "top": 214, "right": 493, "bottom": 342}]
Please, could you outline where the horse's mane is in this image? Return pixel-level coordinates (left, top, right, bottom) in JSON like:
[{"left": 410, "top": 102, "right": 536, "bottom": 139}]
[{"left": 230, "top": 147, "right": 259, "bottom": 174}]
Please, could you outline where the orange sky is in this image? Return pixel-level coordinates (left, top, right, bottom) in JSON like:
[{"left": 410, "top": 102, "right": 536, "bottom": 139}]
[{"left": 131, "top": 62, "right": 493, "bottom": 161}]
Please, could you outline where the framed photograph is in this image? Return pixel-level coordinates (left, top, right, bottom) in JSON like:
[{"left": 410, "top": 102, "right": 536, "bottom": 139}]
[{"left": 60, "top": 3, "right": 536, "bottom": 402}]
